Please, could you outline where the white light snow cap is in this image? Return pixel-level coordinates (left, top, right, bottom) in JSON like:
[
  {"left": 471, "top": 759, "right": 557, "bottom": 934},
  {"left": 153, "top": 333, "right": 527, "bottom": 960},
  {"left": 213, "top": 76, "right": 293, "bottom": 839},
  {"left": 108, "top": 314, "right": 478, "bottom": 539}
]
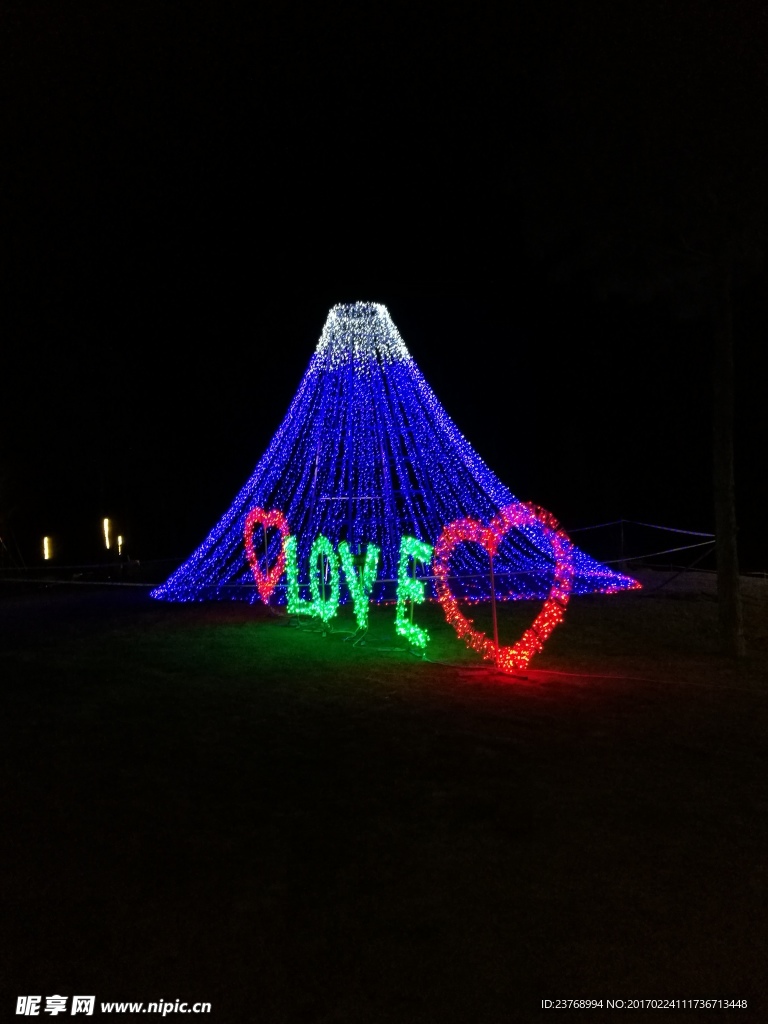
[{"left": 314, "top": 302, "right": 412, "bottom": 366}]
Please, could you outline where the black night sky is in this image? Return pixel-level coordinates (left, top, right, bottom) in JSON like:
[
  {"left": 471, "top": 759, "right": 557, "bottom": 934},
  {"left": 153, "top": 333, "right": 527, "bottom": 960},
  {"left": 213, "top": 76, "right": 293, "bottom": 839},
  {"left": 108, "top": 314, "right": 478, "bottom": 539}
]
[{"left": 2, "top": 2, "right": 767, "bottom": 571}]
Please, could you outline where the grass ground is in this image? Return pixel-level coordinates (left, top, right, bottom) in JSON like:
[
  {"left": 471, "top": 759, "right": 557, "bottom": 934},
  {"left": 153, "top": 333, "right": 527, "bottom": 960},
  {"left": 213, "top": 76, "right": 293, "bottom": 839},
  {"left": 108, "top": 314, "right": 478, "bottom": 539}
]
[{"left": 2, "top": 568, "right": 767, "bottom": 1022}]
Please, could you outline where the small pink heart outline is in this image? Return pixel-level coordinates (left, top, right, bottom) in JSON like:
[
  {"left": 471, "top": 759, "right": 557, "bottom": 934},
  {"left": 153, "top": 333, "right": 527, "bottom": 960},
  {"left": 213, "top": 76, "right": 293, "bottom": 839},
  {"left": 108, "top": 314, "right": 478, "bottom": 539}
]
[
  {"left": 243, "top": 507, "right": 291, "bottom": 604},
  {"left": 433, "top": 502, "right": 575, "bottom": 673}
]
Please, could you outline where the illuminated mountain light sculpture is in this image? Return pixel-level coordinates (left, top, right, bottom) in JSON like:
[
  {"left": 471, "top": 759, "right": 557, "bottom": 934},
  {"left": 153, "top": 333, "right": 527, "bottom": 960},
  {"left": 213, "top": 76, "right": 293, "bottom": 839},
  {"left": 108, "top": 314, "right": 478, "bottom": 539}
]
[{"left": 150, "top": 301, "right": 639, "bottom": 606}]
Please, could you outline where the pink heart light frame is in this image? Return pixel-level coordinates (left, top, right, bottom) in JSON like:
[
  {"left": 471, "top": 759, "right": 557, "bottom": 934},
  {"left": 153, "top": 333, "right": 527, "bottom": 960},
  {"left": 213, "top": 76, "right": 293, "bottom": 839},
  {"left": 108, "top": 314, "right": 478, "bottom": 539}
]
[
  {"left": 243, "top": 507, "right": 291, "bottom": 604},
  {"left": 433, "top": 502, "right": 575, "bottom": 673}
]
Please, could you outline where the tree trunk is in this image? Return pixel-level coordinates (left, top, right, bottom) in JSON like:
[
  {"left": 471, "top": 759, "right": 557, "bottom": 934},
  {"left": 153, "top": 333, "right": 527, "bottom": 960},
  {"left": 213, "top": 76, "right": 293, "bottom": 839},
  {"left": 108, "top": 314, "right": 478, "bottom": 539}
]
[{"left": 711, "top": 257, "right": 745, "bottom": 657}]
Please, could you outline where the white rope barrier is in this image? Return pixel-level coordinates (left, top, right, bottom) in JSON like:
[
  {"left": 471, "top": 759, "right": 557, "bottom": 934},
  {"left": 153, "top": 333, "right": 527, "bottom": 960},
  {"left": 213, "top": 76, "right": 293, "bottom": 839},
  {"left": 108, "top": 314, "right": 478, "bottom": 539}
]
[
  {"left": 0, "top": 520, "right": 720, "bottom": 588},
  {"left": 567, "top": 518, "right": 714, "bottom": 538},
  {"left": 601, "top": 539, "right": 716, "bottom": 564}
]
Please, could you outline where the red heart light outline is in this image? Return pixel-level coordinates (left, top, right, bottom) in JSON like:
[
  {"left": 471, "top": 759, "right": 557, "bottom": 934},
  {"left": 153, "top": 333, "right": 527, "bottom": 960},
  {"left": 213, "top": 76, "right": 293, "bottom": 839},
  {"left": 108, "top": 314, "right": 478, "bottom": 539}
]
[
  {"left": 433, "top": 502, "right": 575, "bottom": 673},
  {"left": 243, "top": 507, "right": 291, "bottom": 604}
]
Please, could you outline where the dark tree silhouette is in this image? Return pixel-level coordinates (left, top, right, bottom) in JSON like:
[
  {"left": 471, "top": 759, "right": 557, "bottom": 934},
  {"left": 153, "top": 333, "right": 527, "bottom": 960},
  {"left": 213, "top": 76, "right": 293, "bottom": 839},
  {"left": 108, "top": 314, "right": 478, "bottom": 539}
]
[{"left": 502, "top": 2, "right": 768, "bottom": 657}]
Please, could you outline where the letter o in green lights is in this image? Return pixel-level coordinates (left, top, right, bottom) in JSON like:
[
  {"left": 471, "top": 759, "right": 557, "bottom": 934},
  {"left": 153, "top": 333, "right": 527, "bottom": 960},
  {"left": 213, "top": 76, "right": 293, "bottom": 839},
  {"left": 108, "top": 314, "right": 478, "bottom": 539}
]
[{"left": 309, "top": 534, "right": 340, "bottom": 623}]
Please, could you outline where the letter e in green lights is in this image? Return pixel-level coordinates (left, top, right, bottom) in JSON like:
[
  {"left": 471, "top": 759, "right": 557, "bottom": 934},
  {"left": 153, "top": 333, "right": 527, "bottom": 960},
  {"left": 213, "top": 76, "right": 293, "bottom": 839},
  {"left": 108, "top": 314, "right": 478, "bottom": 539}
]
[{"left": 395, "top": 536, "right": 434, "bottom": 648}]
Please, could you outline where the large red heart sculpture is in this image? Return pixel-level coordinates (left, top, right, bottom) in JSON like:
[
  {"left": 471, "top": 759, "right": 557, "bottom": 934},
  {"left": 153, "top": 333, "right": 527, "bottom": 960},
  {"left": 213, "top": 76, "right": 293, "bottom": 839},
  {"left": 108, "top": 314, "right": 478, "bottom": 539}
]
[
  {"left": 433, "top": 502, "right": 574, "bottom": 673},
  {"left": 243, "top": 507, "right": 291, "bottom": 604}
]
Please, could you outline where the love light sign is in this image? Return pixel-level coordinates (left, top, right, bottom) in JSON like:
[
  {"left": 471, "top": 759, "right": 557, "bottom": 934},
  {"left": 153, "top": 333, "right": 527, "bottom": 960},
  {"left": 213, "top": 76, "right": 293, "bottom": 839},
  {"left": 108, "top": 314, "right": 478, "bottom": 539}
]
[{"left": 244, "top": 502, "right": 575, "bottom": 674}]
